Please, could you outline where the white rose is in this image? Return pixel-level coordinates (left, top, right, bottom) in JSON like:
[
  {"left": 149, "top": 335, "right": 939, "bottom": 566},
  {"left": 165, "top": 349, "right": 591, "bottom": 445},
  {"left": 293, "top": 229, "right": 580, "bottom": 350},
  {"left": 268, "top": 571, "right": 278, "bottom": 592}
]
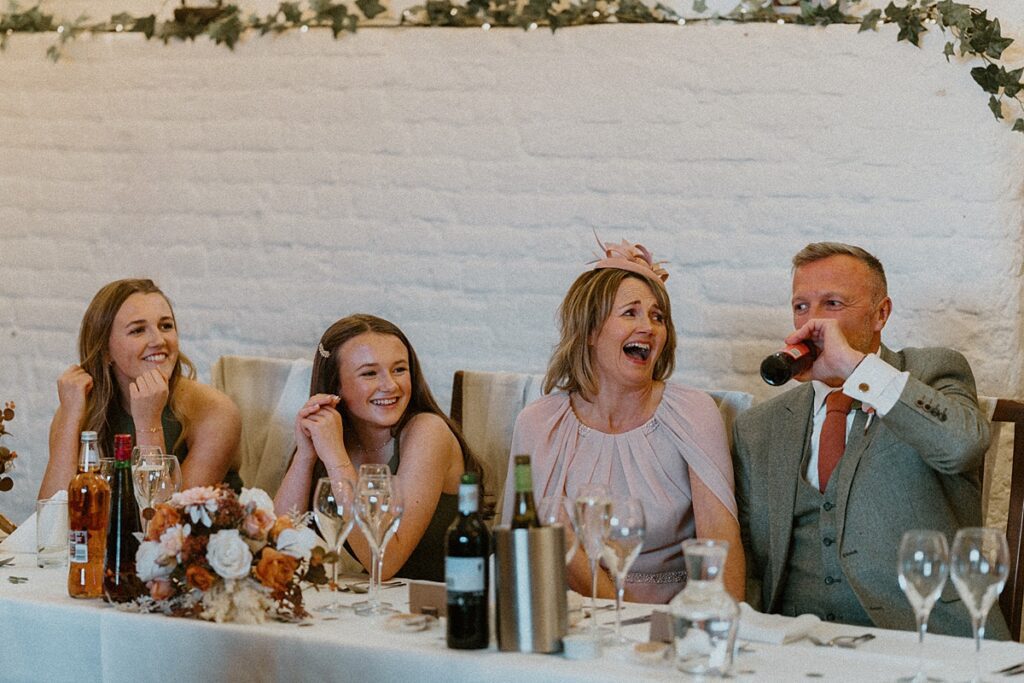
[
  {"left": 206, "top": 529, "right": 254, "bottom": 580},
  {"left": 276, "top": 526, "right": 318, "bottom": 561},
  {"left": 239, "top": 488, "right": 275, "bottom": 515},
  {"left": 136, "top": 540, "right": 175, "bottom": 582}
]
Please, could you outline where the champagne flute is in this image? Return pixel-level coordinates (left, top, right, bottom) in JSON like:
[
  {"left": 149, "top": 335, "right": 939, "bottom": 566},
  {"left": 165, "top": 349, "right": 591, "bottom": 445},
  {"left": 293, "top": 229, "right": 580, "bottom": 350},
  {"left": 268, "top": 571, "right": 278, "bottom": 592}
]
[
  {"left": 601, "top": 497, "right": 645, "bottom": 645},
  {"left": 132, "top": 454, "right": 182, "bottom": 532},
  {"left": 313, "top": 477, "right": 356, "bottom": 612},
  {"left": 897, "top": 530, "right": 949, "bottom": 683},
  {"left": 951, "top": 527, "right": 1009, "bottom": 681},
  {"left": 540, "top": 494, "right": 577, "bottom": 564},
  {"left": 575, "top": 483, "right": 611, "bottom": 639},
  {"left": 353, "top": 472, "right": 404, "bottom": 616}
]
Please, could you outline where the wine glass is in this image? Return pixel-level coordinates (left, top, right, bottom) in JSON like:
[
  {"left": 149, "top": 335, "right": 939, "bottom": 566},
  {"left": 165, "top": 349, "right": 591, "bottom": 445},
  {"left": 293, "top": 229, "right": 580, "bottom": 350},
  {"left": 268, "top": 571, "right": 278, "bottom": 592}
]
[
  {"left": 353, "top": 472, "right": 404, "bottom": 616},
  {"left": 951, "top": 527, "right": 1009, "bottom": 681},
  {"left": 131, "top": 445, "right": 164, "bottom": 468},
  {"left": 897, "top": 530, "right": 949, "bottom": 683},
  {"left": 358, "top": 463, "right": 391, "bottom": 478},
  {"left": 574, "top": 483, "right": 611, "bottom": 639},
  {"left": 601, "top": 497, "right": 645, "bottom": 645},
  {"left": 98, "top": 458, "right": 117, "bottom": 484},
  {"left": 540, "top": 494, "right": 577, "bottom": 564},
  {"left": 313, "top": 477, "right": 356, "bottom": 612},
  {"left": 132, "top": 454, "right": 182, "bottom": 532}
]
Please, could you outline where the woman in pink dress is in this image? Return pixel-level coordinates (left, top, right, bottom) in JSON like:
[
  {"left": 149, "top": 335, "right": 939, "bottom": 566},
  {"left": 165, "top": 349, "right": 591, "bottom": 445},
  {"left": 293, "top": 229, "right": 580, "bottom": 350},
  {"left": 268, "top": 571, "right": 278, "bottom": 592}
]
[{"left": 502, "top": 239, "right": 744, "bottom": 604}]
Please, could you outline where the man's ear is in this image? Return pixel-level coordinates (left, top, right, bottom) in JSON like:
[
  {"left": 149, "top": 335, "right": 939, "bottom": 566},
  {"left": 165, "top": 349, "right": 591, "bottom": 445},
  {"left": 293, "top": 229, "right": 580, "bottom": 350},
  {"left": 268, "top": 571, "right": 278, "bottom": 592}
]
[{"left": 874, "top": 296, "right": 892, "bottom": 332}]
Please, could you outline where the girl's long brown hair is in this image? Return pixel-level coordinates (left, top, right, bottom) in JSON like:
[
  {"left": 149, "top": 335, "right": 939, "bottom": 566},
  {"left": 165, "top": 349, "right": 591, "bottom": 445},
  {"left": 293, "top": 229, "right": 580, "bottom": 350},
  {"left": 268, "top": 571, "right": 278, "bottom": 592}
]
[{"left": 79, "top": 279, "right": 194, "bottom": 456}]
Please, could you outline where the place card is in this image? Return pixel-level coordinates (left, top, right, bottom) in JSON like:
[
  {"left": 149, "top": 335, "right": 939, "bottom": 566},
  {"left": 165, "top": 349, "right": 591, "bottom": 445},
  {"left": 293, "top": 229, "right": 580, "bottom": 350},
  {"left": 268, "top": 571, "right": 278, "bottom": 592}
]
[{"left": 408, "top": 579, "right": 447, "bottom": 617}]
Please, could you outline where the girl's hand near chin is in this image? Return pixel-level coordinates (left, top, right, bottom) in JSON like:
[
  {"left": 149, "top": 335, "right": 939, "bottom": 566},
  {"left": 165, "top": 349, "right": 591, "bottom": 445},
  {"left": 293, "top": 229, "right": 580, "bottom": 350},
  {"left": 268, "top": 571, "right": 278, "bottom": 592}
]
[{"left": 129, "top": 368, "right": 170, "bottom": 428}]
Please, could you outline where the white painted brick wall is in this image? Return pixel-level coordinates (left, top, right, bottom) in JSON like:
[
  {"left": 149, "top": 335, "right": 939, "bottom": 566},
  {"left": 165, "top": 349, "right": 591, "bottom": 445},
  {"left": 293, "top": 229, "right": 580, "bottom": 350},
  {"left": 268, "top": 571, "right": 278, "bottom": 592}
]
[{"left": 1, "top": 3, "right": 1023, "bottom": 526}]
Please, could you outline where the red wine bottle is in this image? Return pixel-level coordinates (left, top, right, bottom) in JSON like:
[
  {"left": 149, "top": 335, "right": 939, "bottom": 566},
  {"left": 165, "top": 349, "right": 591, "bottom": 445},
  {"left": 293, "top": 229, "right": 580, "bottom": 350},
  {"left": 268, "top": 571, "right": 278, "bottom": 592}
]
[
  {"left": 103, "top": 434, "right": 145, "bottom": 602},
  {"left": 760, "top": 342, "right": 818, "bottom": 386},
  {"left": 446, "top": 472, "right": 491, "bottom": 650}
]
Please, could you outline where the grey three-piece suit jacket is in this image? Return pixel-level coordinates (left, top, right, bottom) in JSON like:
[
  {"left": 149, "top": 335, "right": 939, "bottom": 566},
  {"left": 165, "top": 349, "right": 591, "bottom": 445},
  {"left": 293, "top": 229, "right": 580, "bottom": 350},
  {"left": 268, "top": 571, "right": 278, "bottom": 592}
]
[{"left": 732, "top": 344, "right": 1011, "bottom": 639}]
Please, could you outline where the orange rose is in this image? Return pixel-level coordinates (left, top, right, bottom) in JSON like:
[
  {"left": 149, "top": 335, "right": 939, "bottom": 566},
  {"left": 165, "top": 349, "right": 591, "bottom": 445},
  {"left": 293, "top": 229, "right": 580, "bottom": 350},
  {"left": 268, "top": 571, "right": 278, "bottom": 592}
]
[
  {"left": 148, "top": 578, "right": 174, "bottom": 601},
  {"left": 268, "top": 516, "right": 294, "bottom": 543},
  {"left": 186, "top": 565, "right": 216, "bottom": 592},
  {"left": 254, "top": 547, "right": 299, "bottom": 596},
  {"left": 145, "top": 504, "right": 181, "bottom": 542}
]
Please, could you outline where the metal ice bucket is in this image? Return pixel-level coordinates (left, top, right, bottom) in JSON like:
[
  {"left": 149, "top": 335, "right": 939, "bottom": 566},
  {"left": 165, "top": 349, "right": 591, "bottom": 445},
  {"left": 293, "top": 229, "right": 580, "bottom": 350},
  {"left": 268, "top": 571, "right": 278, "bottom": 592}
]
[{"left": 494, "top": 525, "right": 569, "bottom": 653}]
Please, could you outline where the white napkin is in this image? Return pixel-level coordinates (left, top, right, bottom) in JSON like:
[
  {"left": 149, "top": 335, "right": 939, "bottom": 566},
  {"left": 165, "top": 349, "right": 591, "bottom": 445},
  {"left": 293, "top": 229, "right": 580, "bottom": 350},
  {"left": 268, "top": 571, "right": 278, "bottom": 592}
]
[
  {"left": 737, "top": 602, "right": 821, "bottom": 644},
  {"left": 0, "top": 491, "right": 68, "bottom": 553}
]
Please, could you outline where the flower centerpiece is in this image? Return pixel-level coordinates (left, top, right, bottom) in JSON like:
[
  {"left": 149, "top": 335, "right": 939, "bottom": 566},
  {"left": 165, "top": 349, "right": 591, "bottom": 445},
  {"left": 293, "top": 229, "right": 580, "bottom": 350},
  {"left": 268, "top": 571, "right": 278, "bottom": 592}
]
[{"left": 134, "top": 485, "right": 327, "bottom": 623}]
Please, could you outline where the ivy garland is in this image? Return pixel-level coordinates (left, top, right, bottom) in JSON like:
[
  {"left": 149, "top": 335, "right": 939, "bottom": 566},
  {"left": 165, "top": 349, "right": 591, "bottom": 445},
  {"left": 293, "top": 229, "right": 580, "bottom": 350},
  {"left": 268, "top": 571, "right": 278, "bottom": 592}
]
[{"left": 1, "top": 0, "right": 1022, "bottom": 133}]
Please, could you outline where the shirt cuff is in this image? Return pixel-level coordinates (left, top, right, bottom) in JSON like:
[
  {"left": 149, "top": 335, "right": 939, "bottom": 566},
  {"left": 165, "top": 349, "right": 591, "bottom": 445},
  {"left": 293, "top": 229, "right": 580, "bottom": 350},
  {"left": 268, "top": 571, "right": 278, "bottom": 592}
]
[{"left": 842, "top": 353, "right": 909, "bottom": 417}]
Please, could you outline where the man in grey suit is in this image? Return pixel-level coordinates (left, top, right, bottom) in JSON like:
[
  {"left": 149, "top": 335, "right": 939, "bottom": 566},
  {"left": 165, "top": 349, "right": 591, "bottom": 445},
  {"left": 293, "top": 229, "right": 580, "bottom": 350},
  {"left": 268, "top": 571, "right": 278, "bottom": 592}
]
[{"left": 733, "top": 242, "right": 1009, "bottom": 639}]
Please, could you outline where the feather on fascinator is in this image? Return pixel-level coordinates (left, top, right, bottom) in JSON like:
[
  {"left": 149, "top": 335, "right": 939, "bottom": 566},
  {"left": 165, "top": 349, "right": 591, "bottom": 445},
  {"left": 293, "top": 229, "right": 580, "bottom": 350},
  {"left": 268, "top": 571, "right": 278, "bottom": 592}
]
[{"left": 590, "top": 234, "right": 669, "bottom": 282}]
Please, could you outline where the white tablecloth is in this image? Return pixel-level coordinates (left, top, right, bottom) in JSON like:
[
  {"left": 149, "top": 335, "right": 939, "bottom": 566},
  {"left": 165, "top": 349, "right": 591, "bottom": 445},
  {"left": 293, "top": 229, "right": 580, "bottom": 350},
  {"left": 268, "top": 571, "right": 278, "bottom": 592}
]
[{"left": 2, "top": 552, "right": 1024, "bottom": 682}]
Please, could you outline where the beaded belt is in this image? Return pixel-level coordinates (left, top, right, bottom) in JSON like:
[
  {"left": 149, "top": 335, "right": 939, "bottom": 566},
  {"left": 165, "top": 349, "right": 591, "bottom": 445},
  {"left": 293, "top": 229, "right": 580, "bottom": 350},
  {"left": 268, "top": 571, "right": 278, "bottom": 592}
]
[{"left": 626, "top": 569, "right": 687, "bottom": 584}]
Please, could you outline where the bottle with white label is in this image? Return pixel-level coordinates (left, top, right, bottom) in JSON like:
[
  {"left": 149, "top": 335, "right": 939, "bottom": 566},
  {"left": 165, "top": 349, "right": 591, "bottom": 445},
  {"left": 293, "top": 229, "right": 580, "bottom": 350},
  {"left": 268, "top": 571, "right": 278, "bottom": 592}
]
[
  {"left": 67, "top": 430, "right": 111, "bottom": 599},
  {"left": 445, "top": 472, "right": 491, "bottom": 649}
]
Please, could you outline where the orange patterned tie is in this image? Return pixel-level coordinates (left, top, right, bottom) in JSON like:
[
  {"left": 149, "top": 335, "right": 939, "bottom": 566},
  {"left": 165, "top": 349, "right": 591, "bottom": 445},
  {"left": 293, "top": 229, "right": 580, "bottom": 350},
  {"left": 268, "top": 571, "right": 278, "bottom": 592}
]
[{"left": 818, "top": 391, "right": 855, "bottom": 493}]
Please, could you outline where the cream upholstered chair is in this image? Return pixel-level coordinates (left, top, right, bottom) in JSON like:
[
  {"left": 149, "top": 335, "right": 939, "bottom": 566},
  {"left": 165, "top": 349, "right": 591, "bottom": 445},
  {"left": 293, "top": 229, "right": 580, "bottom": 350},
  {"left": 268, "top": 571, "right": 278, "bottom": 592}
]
[
  {"left": 450, "top": 370, "right": 544, "bottom": 521},
  {"left": 979, "top": 395, "right": 1024, "bottom": 641},
  {"left": 211, "top": 355, "right": 313, "bottom": 497},
  {"left": 705, "top": 389, "right": 754, "bottom": 453}
]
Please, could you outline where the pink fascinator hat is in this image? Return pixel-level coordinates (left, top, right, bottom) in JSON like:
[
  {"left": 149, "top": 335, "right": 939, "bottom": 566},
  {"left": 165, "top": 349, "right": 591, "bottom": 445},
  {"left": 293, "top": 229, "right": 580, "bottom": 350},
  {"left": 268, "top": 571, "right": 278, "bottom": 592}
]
[{"left": 591, "top": 234, "right": 669, "bottom": 283}]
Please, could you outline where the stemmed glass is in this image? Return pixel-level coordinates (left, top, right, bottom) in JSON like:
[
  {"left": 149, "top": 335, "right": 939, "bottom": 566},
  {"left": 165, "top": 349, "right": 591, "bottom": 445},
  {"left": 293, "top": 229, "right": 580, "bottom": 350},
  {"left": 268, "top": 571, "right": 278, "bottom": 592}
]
[
  {"left": 540, "top": 495, "right": 577, "bottom": 565},
  {"left": 897, "top": 530, "right": 949, "bottom": 683},
  {"left": 313, "top": 477, "right": 356, "bottom": 612},
  {"left": 601, "top": 497, "right": 645, "bottom": 645},
  {"left": 130, "top": 445, "right": 164, "bottom": 469},
  {"left": 353, "top": 468, "right": 404, "bottom": 616},
  {"left": 951, "top": 527, "right": 1009, "bottom": 681},
  {"left": 131, "top": 453, "right": 182, "bottom": 532},
  {"left": 574, "top": 483, "right": 611, "bottom": 639}
]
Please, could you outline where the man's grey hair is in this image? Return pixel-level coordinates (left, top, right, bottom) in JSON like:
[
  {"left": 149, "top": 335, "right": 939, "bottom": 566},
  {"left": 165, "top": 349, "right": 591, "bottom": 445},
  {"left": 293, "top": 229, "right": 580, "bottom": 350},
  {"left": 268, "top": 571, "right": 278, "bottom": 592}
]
[{"left": 792, "top": 242, "right": 887, "bottom": 299}]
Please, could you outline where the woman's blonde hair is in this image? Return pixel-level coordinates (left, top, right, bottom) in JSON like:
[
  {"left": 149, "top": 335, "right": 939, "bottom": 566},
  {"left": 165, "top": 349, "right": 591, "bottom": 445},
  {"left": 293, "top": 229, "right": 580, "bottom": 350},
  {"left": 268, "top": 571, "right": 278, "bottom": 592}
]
[
  {"left": 542, "top": 269, "right": 676, "bottom": 399},
  {"left": 78, "top": 279, "right": 194, "bottom": 456}
]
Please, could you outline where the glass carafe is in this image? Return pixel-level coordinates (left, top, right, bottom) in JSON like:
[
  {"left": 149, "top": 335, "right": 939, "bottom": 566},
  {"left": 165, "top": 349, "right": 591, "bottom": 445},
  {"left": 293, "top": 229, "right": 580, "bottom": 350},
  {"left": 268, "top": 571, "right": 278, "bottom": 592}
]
[{"left": 669, "top": 539, "right": 739, "bottom": 676}]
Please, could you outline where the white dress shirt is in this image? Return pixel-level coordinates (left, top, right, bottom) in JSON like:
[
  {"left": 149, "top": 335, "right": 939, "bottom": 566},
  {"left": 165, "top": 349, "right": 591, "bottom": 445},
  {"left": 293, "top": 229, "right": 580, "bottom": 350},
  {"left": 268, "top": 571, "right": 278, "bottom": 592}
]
[{"left": 803, "top": 352, "right": 909, "bottom": 487}]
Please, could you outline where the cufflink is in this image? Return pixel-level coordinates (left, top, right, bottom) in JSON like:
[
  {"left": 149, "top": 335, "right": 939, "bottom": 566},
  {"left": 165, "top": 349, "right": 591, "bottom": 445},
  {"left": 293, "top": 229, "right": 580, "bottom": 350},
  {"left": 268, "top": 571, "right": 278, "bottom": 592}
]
[{"left": 858, "top": 383, "right": 869, "bottom": 392}]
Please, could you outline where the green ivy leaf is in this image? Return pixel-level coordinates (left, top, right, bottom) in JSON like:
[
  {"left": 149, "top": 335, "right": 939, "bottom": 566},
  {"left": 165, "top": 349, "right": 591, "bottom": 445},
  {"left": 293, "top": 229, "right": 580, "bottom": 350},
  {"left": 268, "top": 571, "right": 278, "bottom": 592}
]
[
  {"left": 988, "top": 94, "right": 1003, "bottom": 120},
  {"left": 279, "top": 2, "right": 303, "bottom": 23},
  {"left": 692, "top": 0, "right": 707, "bottom": 12},
  {"left": 936, "top": 0, "right": 972, "bottom": 31},
  {"left": 858, "top": 8, "right": 881, "bottom": 32},
  {"left": 942, "top": 40, "right": 954, "bottom": 61},
  {"left": 971, "top": 64, "right": 1000, "bottom": 94},
  {"left": 1013, "top": 119, "right": 1024, "bottom": 133},
  {"left": 207, "top": 7, "right": 243, "bottom": 49},
  {"left": 355, "top": 0, "right": 386, "bottom": 19}
]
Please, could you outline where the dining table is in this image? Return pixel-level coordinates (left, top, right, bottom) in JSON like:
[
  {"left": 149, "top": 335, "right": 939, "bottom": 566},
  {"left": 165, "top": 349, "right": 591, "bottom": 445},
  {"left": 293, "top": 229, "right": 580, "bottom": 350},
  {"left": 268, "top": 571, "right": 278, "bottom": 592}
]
[{"left": 2, "top": 551, "right": 1024, "bottom": 682}]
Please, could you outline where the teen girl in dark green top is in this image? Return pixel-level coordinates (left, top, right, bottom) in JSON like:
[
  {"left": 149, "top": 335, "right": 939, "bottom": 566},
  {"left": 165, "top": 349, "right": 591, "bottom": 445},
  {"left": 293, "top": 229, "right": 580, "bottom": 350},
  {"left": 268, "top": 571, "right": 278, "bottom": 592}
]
[{"left": 273, "top": 314, "right": 481, "bottom": 583}]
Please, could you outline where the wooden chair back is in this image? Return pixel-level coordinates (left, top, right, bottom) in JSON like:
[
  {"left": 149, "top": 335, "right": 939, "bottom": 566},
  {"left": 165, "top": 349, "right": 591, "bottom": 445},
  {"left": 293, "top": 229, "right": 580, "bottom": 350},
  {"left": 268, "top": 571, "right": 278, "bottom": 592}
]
[{"left": 991, "top": 398, "right": 1024, "bottom": 641}]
